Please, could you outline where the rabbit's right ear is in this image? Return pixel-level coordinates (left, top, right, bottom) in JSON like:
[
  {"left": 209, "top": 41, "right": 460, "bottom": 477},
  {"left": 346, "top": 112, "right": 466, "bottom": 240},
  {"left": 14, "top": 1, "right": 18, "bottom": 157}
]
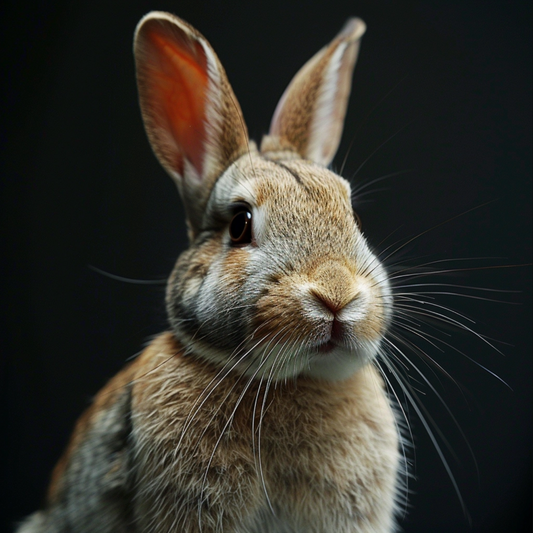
[{"left": 134, "top": 12, "right": 249, "bottom": 235}]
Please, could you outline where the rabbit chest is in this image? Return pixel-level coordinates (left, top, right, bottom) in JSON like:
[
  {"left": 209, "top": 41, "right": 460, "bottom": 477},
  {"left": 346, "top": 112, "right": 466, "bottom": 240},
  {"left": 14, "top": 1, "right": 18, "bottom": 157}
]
[{"left": 129, "top": 333, "right": 400, "bottom": 533}]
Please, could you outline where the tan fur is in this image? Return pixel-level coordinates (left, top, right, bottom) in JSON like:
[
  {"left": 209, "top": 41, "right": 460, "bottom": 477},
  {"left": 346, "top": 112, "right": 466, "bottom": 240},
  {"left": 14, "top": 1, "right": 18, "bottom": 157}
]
[
  {"left": 134, "top": 12, "right": 249, "bottom": 236},
  {"left": 47, "top": 361, "right": 137, "bottom": 504},
  {"left": 17, "top": 12, "right": 401, "bottom": 533},
  {"left": 129, "top": 333, "right": 398, "bottom": 532},
  {"left": 226, "top": 154, "right": 389, "bottom": 351},
  {"left": 263, "top": 18, "right": 365, "bottom": 166}
]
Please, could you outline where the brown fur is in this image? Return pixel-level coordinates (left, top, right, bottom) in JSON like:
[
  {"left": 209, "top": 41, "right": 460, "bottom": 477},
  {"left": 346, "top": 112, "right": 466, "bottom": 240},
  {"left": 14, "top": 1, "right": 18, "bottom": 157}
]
[
  {"left": 17, "top": 12, "right": 400, "bottom": 533},
  {"left": 263, "top": 18, "right": 365, "bottom": 166},
  {"left": 130, "top": 333, "right": 398, "bottom": 532},
  {"left": 47, "top": 361, "right": 137, "bottom": 504},
  {"left": 134, "top": 12, "right": 249, "bottom": 236}
]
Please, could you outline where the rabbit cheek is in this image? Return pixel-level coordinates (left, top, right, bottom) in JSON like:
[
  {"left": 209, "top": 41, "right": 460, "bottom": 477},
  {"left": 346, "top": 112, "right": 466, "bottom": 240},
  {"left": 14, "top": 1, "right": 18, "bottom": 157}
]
[
  {"left": 171, "top": 240, "right": 252, "bottom": 357},
  {"left": 341, "top": 277, "right": 390, "bottom": 339},
  {"left": 251, "top": 277, "right": 314, "bottom": 354},
  {"left": 166, "top": 236, "right": 222, "bottom": 343},
  {"left": 195, "top": 245, "right": 251, "bottom": 347}
]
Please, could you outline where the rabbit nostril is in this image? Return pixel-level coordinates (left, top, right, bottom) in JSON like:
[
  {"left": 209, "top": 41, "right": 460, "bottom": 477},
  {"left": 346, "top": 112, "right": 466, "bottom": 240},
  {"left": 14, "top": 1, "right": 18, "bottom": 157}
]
[{"left": 310, "top": 290, "right": 344, "bottom": 315}]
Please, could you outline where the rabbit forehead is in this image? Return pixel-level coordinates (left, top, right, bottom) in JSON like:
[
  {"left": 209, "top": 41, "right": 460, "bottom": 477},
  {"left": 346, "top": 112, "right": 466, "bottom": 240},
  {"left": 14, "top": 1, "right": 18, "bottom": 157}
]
[
  {"left": 211, "top": 153, "right": 349, "bottom": 201},
  {"left": 211, "top": 153, "right": 355, "bottom": 243}
]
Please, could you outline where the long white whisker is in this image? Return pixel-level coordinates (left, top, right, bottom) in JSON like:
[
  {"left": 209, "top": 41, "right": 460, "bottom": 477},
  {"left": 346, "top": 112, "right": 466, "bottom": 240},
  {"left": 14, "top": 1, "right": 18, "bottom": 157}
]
[
  {"left": 373, "top": 357, "right": 412, "bottom": 519},
  {"left": 380, "top": 354, "right": 471, "bottom": 523},
  {"left": 393, "top": 303, "right": 506, "bottom": 357}
]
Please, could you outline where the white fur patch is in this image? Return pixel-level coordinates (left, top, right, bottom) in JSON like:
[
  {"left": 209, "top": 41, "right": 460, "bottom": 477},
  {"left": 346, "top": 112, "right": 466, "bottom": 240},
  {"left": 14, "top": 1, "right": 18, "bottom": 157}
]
[{"left": 307, "top": 42, "right": 348, "bottom": 164}]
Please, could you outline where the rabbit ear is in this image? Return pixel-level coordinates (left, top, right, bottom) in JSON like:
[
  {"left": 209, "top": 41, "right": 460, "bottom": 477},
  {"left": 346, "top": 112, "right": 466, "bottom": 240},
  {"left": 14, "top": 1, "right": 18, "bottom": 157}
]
[
  {"left": 134, "top": 12, "right": 249, "bottom": 233},
  {"left": 261, "top": 18, "right": 366, "bottom": 167}
]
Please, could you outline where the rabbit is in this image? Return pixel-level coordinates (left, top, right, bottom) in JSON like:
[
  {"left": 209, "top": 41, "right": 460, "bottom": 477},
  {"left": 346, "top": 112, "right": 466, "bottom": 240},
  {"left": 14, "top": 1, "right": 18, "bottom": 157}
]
[{"left": 16, "top": 11, "right": 401, "bottom": 533}]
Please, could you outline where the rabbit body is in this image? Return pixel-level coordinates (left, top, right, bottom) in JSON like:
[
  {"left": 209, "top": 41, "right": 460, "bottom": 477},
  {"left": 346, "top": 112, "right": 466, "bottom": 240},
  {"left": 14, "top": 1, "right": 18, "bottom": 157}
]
[
  {"left": 17, "top": 12, "right": 401, "bottom": 533},
  {"left": 19, "top": 333, "right": 398, "bottom": 533}
]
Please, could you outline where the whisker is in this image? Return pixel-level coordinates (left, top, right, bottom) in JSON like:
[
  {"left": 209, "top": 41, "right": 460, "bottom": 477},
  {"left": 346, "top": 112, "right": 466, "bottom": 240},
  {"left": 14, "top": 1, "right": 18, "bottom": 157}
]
[
  {"left": 88, "top": 264, "right": 167, "bottom": 285},
  {"left": 379, "top": 354, "right": 472, "bottom": 523},
  {"left": 389, "top": 263, "right": 531, "bottom": 282},
  {"left": 392, "top": 303, "right": 507, "bottom": 360},
  {"left": 338, "top": 75, "right": 408, "bottom": 176},
  {"left": 385, "top": 335, "right": 480, "bottom": 475},
  {"left": 198, "top": 356, "right": 268, "bottom": 514},
  {"left": 379, "top": 202, "right": 498, "bottom": 267},
  {"left": 392, "top": 282, "right": 520, "bottom": 294},
  {"left": 373, "top": 358, "right": 412, "bottom": 518},
  {"left": 391, "top": 310, "right": 511, "bottom": 389},
  {"left": 351, "top": 169, "right": 413, "bottom": 200},
  {"left": 394, "top": 296, "right": 476, "bottom": 324},
  {"left": 349, "top": 123, "right": 414, "bottom": 182},
  {"left": 177, "top": 326, "right": 275, "bottom": 453}
]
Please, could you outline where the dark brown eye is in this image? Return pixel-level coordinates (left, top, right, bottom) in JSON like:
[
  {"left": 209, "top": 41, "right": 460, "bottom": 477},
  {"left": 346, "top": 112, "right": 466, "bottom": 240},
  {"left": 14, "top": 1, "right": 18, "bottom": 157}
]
[{"left": 229, "top": 210, "right": 252, "bottom": 244}]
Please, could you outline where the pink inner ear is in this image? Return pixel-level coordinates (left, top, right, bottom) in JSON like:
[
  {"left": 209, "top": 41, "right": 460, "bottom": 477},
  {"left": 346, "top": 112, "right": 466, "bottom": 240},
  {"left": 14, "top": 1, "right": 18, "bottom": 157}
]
[{"left": 143, "top": 25, "right": 209, "bottom": 177}]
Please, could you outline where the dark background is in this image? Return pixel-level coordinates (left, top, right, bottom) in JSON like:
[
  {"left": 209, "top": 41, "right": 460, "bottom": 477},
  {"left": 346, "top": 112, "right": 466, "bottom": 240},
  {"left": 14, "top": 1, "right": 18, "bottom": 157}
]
[{"left": 1, "top": 0, "right": 531, "bottom": 532}]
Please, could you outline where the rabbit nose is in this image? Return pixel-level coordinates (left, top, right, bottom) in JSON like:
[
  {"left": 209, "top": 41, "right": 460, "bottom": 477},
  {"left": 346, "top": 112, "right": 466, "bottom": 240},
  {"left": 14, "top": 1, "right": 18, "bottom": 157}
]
[
  {"left": 307, "top": 261, "right": 358, "bottom": 315},
  {"left": 310, "top": 289, "right": 351, "bottom": 316},
  {"left": 309, "top": 288, "right": 358, "bottom": 344}
]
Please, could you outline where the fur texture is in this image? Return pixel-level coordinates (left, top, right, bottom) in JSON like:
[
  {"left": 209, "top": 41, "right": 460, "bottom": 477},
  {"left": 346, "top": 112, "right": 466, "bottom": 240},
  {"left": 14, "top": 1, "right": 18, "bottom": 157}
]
[
  {"left": 18, "top": 335, "right": 398, "bottom": 533},
  {"left": 17, "top": 12, "right": 401, "bottom": 533}
]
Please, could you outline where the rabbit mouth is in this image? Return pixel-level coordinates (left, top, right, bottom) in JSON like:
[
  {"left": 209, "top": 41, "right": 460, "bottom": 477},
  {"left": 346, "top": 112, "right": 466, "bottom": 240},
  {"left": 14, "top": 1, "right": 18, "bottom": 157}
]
[
  {"left": 318, "top": 340, "right": 336, "bottom": 353},
  {"left": 314, "top": 318, "right": 345, "bottom": 353},
  {"left": 325, "top": 313, "right": 348, "bottom": 344},
  {"left": 312, "top": 331, "right": 355, "bottom": 357}
]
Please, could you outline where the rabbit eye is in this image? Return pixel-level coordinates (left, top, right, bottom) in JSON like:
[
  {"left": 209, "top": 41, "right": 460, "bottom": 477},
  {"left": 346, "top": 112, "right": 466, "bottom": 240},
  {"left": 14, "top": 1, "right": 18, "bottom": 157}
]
[{"left": 229, "top": 210, "right": 253, "bottom": 244}]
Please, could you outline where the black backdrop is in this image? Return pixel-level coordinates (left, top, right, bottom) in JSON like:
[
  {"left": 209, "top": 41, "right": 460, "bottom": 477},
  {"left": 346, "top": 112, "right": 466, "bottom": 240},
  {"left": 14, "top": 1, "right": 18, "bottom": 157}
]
[{"left": 1, "top": 1, "right": 531, "bottom": 532}]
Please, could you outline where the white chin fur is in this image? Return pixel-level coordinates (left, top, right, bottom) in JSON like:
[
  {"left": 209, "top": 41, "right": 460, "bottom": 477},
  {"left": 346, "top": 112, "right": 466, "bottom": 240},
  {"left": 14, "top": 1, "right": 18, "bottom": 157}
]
[
  {"left": 303, "top": 340, "right": 381, "bottom": 381},
  {"left": 172, "top": 322, "right": 380, "bottom": 382},
  {"left": 242, "top": 339, "right": 381, "bottom": 382}
]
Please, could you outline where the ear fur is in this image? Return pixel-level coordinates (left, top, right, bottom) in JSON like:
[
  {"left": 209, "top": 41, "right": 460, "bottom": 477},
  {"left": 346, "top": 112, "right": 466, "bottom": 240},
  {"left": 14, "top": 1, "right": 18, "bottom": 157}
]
[
  {"left": 134, "top": 12, "right": 249, "bottom": 235},
  {"left": 261, "top": 18, "right": 366, "bottom": 166}
]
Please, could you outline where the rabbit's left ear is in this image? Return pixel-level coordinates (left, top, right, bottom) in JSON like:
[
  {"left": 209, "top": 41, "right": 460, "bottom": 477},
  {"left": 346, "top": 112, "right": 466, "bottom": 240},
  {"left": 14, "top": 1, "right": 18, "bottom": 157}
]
[
  {"left": 261, "top": 18, "right": 366, "bottom": 167},
  {"left": 134, "top": 12, "right": 249, "bottom": 234}
]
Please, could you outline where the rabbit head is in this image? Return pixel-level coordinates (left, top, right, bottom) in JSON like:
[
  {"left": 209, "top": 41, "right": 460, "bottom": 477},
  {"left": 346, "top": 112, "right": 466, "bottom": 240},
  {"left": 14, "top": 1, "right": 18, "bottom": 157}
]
[{"left": 134, "top": 12, "right": 392, "bottom": 382}]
